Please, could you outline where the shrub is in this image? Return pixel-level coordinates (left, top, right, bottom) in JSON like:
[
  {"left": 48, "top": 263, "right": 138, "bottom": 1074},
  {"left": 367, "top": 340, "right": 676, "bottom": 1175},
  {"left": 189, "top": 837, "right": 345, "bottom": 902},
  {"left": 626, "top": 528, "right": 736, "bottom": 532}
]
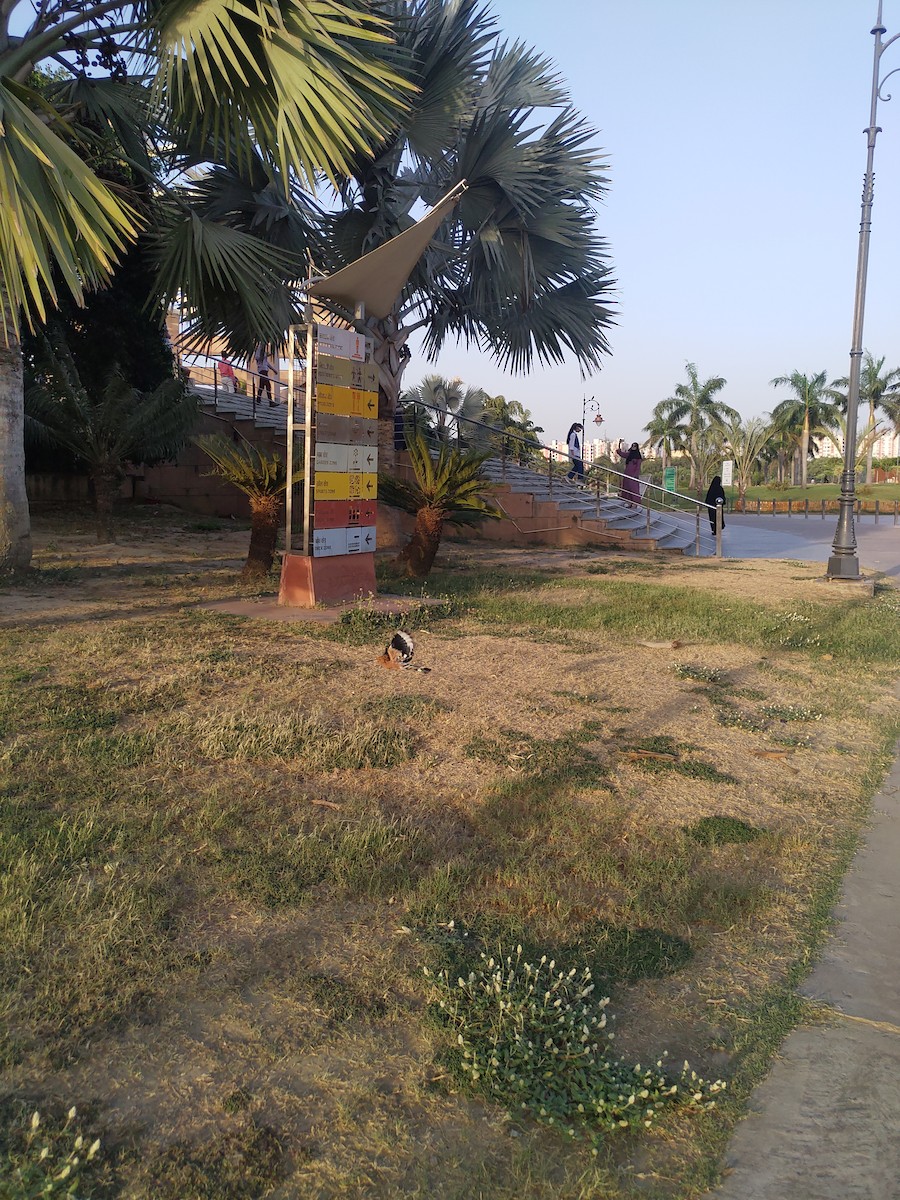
[
  {"left": 425, "top": 947, "right": 724, "bottom": 1142},
  {"left": 1, "top": 1108, "right": 101, "bottom": 1199}
]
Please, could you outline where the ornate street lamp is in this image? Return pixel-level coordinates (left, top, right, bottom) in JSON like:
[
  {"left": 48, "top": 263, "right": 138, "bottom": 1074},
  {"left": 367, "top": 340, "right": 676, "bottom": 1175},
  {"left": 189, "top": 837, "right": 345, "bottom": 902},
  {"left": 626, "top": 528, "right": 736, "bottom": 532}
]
[{"left": 828, "top": 1, "right": 899, "bottom": 579}]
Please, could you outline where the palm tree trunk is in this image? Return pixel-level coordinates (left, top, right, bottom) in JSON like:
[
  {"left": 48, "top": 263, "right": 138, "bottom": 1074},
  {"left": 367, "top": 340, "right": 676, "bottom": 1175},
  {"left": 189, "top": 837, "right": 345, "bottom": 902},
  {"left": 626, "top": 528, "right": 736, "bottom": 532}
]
[
  {"left": 395, "top": 506, "right": 443, "bottom": 579},
  {"left": 243, "top": 495, "right": 280, "bottom": 579},
  {"left": 0, "top": 309, "right": 32, "bottom": 574},
  {"left": 800, "top": 412, "right": 810, "bottom": 489},
  {"left": 367, "top": 311, "right": 412, "bottom": 473},
  {"left": 91, "top": 468, "right": 121, "bottom": 542},
  {"left": 865, "top": 399, "right": 876, "bottom": 484}
]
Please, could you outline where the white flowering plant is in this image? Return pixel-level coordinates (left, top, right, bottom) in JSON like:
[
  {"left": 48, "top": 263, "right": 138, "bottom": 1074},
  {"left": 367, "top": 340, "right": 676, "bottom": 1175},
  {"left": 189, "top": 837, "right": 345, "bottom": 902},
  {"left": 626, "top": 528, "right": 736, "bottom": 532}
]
[
  {"left": 425, "top": 947, "right": 725, "bottom": 1142},
  {"left": 1, "top": 1108, "right": 101, "bottom": 1199}
]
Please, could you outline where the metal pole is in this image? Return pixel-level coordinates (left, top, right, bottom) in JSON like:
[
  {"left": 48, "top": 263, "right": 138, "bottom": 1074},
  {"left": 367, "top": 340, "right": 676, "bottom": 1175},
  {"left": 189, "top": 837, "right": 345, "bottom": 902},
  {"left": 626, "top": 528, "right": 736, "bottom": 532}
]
[
  {"left": 829, "top": 3, "right": 899, "bottom": 578},
  {"left": 715, "top": 502, "right": 723, "bottom": 557}
]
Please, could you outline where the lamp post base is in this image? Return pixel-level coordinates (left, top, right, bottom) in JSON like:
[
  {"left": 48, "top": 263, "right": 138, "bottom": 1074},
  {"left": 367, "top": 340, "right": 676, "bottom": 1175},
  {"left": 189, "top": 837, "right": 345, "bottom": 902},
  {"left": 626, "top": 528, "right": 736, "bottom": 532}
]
[{"left": 826, "top": 553, "right": 861, "bottom": 580}]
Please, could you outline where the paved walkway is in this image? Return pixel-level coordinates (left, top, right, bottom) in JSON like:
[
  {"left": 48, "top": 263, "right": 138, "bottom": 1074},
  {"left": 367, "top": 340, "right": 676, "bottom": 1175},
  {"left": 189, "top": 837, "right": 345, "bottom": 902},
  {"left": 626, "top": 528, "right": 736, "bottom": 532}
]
[
  {"left": 720, "top": 512, "right": 899, "bottom": 576},
  {"left": 708, "top": 736, "right": 900, "bottom": 1199}
]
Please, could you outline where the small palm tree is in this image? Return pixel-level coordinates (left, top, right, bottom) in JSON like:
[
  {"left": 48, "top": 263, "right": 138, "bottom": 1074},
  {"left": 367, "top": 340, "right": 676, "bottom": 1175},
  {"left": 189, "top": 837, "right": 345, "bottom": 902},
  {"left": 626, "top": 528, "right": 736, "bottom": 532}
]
[
  {"left": 769, "top": 370, "right": 834, "bottom": 488},
  {"left": 25, "top": 328, "right": 197, "bottom": 541},
  {"left": 379, "top": 431, "right": 501, "bottom": 578},
  {"left": 658, "top": 364, "right": 736, "bottom": 490},
  {"left": 401, "top": 375, "right": 487, "bottom": 446},
  {"left": 829, "top": 352, "right": 900, "bottom": 483},
  {"left": 715, "top": 416, "right": 774, "bottom": 505},
  {"left": 196, "top": 435, "right": 302, "bottom": 580}
]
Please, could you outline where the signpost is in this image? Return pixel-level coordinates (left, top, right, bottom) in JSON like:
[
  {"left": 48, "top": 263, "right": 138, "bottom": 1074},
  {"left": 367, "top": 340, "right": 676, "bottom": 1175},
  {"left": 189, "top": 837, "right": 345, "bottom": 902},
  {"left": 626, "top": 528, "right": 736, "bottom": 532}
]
[
  {"left": 721, "top": 459, "right": 734, "bottom": 511},
  {"left": 663, "top": 466, "right": 677, "bottom": 493},
  {"left": 279, "top": 322, "right": 381, "bottom": 606}
]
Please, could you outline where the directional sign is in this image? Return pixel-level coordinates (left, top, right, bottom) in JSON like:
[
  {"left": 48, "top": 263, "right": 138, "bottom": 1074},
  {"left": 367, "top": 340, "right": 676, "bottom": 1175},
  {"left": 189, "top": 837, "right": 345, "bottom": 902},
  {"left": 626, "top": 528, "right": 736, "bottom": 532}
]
[
  {"left": 347, "top": 500, "right": 377, "bottom": 526},
  {"left": 721, "top": 460, "right": 734, "bottom": 487},
  {"left": 313, "top": 528, "right": 348, "bottom": 557},
  {"left": 315, "top": 382, "right": 353, "bottom": 416},
  {"left": 348, "top": 416, "right": 378, "bottom": 446},
  {"left": 316, "top": 355, "right": 352, "bottom": 388},
  {"left": 348, "top": 471, "right": 378, "bottom": 499},
  {"left": 316, "top": 324, "right": 351, "bottom": 358},
  {"left": 346, "top": 526, "right": 377, "bottom": 554},
  {"left": 316, "top": 413, "right": 351, "bottom": 444},
  {"left": 315, "top": 471, "right": 350, "bottom": 501},
  {"left": 349, "top": 445, "right": 378, "bottom": 473},
  {"left": 348, "top": 387, "right": 378, "bottom": 417},
  {"left": 315, "top": 442, "right": 349, "bottom": 473}
]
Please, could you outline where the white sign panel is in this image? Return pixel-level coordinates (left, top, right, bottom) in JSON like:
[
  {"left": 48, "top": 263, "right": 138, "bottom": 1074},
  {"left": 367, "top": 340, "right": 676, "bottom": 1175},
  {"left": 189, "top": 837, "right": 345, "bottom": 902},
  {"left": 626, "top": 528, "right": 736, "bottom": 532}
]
[
  {"left": 315, "top": 442, "right": 349, "bottom": 473},
  {"left": 316, "top": 325, "right": 374, "bottom": 364},
  {"left": 721, "top": 460, "right": 734, "bottom": 487},
  {"left": 349, "top": 445, "right": 378, "bottom": 473},
  {"left": 313, "top": 528, "right": 348, "bottom": 557},
  {"left": 346, "top": 526, "right": 377, "bottom": 554}
]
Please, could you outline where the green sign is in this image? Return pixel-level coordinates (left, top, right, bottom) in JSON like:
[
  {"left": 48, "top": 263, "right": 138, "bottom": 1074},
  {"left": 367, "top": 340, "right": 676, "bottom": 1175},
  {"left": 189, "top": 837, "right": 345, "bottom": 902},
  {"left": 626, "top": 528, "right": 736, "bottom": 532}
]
[{"left": 663, "top": 466, "right": 677, "bottom": 493}]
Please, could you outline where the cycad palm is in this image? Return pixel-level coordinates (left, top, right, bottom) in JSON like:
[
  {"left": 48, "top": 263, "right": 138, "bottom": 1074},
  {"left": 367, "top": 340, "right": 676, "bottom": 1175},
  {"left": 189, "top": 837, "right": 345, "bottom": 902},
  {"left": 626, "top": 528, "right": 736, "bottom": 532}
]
[
  {"left": 25, "top": 328, "right": 197, "bottom": 541},
  {"left": 769, "top": 370, "right": 833, "bottom": 488},
  {"left": 196, "top": 435, "right": 303, "bottom": 580},
  {"left": 0, "top": 0, "right": 412, "bottom": 572},
  {"left": 379, "top": 432, "right": 501, "bottom": 577}
]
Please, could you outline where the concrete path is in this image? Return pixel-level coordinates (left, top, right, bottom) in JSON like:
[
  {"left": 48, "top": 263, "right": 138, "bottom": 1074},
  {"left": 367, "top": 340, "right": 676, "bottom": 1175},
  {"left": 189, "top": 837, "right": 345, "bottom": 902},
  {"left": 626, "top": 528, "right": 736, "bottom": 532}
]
[
  {"left": 708, "top": 740, "right": 900, "bottom": 1199},
  {"left": 720, "top": 512, "right": 899, "bottom": 576}
]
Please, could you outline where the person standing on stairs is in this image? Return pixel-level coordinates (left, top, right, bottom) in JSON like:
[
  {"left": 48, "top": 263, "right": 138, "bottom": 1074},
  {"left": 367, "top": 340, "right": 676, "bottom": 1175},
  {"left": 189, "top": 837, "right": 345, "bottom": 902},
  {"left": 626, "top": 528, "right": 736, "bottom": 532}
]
[
  {"left": 704, "top": 475, "right": 726, "bottom": 536},
  {"left": 254, "top": 344, "right": 274, "bottom": 405},
  {"left": 617, "top": 440, "right": 643, "bottom": 503},
  {"left": 566, "top": 422, "right": 585, "bottom": 483}
]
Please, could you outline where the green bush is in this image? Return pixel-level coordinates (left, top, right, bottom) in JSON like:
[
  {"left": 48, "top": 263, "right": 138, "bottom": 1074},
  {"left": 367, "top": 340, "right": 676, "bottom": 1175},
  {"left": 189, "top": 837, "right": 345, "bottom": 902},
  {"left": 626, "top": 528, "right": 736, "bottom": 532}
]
[{"left": 425, "top": 947, "right": 724, "bottom": 1143}]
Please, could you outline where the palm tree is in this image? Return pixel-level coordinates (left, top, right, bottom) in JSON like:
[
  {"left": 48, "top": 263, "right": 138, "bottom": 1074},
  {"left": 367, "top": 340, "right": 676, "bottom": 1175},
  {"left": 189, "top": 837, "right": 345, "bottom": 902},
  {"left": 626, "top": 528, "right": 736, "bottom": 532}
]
[
  {"left": 644, "top": 402, "right": 688, "bottom": 473},
  {"left": 769, "top": 370, "right": 834, "bottom": 489},
  {"left": 196, "top": 436, "right": 303, "bottom": 580},
  {"left": 400, "top": 375, "right": 487, "bottom": 446},
  {"left": 658, "top": 363, "right": 736, "bottom": 490},
  {"left": 0, "top": 0, "right": 413, "bottom": 573},
  {"left": 308, "top": 0, "right": 615, "bottom": 466},
  {"left": 715, "top": 416, "right": 773, "bottom": 506},
  {"left": 829, "top": 352, "right": 900, "bottom": 484},
  {"left": 25, "top": 328, "right": 197, "bottom": 541},
  {"left": 818, "top": 413, "right": 883, "bottom": 479},
  {"left": 481, "top": 393, "right": 544, "bottom": 464},
  {"left": 378, "top": 431, "right": 501, "bottom": 578}
]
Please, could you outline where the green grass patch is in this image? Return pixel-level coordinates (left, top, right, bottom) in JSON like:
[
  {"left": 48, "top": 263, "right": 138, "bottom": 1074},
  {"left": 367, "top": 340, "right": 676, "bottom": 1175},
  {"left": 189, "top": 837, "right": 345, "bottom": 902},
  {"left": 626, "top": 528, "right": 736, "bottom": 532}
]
[{"left": 687, "top": 816, "right": 765, "bottom": 846}]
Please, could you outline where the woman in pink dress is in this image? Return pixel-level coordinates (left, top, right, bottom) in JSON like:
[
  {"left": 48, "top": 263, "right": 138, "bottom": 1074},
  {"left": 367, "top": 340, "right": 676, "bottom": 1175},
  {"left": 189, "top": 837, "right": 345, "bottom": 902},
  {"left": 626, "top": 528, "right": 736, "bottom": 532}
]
[{"left": 617, "top": 441, "right": 643, "bottom": 503}]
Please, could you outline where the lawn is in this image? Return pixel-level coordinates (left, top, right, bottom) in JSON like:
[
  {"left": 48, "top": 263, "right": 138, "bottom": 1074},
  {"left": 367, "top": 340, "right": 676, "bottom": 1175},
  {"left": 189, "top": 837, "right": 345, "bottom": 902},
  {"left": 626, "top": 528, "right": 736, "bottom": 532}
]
[{"left": 1, "top": 509, "right": 899, "bottom": 1199}]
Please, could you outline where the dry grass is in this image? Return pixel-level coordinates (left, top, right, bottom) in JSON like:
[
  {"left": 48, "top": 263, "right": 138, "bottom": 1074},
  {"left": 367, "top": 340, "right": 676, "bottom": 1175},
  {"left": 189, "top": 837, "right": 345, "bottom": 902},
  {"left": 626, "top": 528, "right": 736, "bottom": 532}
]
[{"left": 0, "top": 508, "right": 898, "bottom": 1198}]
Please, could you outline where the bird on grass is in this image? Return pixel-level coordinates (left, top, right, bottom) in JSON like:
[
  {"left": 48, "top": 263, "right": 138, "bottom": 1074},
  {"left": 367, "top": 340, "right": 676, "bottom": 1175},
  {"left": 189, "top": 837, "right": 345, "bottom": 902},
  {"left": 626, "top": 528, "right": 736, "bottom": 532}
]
[{"left": 376, "top": 631, "right": 431, "bottom": 672}]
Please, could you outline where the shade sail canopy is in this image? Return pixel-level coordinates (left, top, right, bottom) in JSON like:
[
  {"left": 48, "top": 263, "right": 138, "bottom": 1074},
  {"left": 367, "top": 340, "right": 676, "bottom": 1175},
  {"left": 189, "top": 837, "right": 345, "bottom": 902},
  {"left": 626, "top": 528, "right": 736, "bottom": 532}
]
[{"left": 308, "top": 183, "right": 465, "bottom": 319}]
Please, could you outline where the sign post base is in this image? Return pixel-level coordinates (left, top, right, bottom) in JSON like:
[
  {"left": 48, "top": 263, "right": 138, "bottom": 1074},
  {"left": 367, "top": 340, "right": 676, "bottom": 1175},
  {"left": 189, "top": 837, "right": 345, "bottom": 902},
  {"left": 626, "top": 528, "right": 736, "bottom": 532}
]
[{"left": 278, "top": 552, "right": 377, "bottom": 608}]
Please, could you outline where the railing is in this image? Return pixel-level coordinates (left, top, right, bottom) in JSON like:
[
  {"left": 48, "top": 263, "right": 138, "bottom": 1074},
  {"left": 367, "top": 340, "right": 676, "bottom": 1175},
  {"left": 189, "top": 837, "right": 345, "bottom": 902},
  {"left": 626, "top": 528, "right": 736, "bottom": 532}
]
[
  {"left": 735, "top": 495, "right": 899, "bottom": 523},
  {"left": 181, "top": 358, "right": 292, "bottom": 420},
  {"left": 397, "top": 403, "right": 723, "bottom": 556}
]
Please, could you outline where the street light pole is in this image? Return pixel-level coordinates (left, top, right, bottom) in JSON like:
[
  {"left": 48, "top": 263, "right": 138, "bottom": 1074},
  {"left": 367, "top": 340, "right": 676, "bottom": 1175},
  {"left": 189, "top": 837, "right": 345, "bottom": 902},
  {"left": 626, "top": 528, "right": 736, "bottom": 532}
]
[{"left": 828, "top": 1, "right": 900, "bottom": 579}]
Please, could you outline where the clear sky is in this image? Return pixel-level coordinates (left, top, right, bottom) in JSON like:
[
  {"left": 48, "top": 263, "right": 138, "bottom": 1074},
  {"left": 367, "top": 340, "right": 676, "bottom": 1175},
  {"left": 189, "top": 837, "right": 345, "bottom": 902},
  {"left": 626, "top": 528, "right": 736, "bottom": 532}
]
[{"left": 405, "top": 0, "right": 900, "bottom": 448}]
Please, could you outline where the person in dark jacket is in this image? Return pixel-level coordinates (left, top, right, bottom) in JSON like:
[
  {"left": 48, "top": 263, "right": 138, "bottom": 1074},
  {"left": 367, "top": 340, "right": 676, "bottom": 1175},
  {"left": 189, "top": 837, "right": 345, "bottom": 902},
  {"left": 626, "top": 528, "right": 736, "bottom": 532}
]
[{"left": 705, "top": 475, "right": 726, "bottom": 535}]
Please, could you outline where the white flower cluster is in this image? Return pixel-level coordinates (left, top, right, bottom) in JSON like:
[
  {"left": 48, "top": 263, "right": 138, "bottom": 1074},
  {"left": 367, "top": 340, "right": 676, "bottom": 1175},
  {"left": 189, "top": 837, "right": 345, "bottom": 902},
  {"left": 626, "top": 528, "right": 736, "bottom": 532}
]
[{"left": 425, "top": 945, "right": 725, "bottom": 1140}]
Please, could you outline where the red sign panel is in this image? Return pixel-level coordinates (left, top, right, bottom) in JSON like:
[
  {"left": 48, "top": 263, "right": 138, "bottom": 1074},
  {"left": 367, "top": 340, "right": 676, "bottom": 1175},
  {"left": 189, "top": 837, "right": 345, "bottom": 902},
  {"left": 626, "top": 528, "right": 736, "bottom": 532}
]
[{"left": 314, "top": 500, "right": 379, "bottom": 529}]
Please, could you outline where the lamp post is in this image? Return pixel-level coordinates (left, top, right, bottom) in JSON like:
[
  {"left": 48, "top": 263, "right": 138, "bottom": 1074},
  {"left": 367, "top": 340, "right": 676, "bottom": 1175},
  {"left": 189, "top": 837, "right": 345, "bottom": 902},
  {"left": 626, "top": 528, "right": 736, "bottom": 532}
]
[
  {"left": 828, "top": 1, "right": 899, "bottom": 579},
  {"left": 582, "top": 395, "right": 604, "bottom": 457}
]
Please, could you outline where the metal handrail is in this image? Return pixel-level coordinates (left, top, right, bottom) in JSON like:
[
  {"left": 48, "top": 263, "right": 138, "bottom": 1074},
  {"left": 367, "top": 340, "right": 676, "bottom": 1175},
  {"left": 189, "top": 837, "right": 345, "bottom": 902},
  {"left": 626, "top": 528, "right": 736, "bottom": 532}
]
[{"left": 397, "top": 401, "right": 721, "bottom": 555}]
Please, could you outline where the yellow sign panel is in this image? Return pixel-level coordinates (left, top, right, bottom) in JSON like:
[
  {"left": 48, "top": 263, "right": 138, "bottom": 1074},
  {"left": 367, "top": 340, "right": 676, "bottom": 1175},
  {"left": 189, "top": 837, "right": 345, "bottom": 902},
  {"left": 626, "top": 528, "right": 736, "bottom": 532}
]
[
  {"left": 349, "top": 388, "right": 378, "bottom": 417},
  {"left": 315, "top": 471, "right": 350, "bottom": 501},
  {"left": 315, "top": 383, "right": 354, "bottom": 416},
  {"left": 348, "top": 472, "right": 378, "bottom": 500}
]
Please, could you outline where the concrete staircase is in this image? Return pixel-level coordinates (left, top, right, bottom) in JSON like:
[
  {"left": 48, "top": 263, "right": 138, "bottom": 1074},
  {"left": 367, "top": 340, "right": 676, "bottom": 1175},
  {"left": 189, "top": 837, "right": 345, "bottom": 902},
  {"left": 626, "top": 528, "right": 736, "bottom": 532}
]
[
  {"left": 188, "top": 386, "right": 712, "bottom": 556},
  {"left": 192, "top": 382, "right": 290, "bottom": 434},
  {"left": 481, "top": 460, "right": 715, "bottom": 556}
]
